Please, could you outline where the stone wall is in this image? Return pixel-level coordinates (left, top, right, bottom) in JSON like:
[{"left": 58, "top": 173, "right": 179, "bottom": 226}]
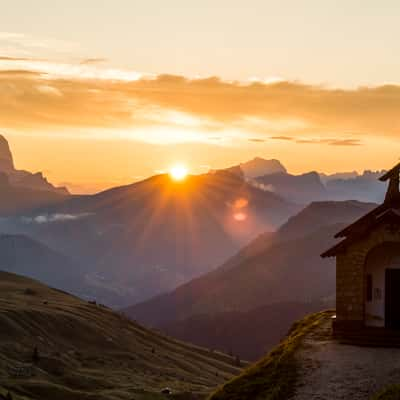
[{"left": 336, "top": 223, "right": 400, "bottom": 325}]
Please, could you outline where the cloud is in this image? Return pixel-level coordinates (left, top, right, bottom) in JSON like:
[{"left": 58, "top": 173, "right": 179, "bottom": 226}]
[
  {"left": 21, "top": 213, "right": 93, "bottom": 224},
  {"left": 248, "top": 138, "right": 266, "bottom": 143},
  {"left": 0, "top": 58, "right": 400, "bottom": 145},
  {"left": 328, "top": 139, "right": 362, "bottom": 146},
  {"left": 80, "top": 58, "right": 108, "bottom": 65},
  {"left": 248, "top": 180, "right": 276, "bottom": 192},
  {"left": 270, "top": 136, "right": 295, "bottom": 141},
  {"left": 271, "top": 135, "right": 362, "bottom": 146},
  {"left": 295, "top": 138, "right": 363, "bottom": 146},
  {"left": 0, "top": 56, "right": 37, "bottom": 61}
]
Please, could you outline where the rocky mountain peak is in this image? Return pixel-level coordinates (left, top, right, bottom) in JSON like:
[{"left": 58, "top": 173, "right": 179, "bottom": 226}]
[
  {"left": 0, "top": 134, "right": 15, "bottom": 173},
  {"left": 240, "top": 157, "right": 287, "bottom": 178},
  {"left": 0, "top": 134, "right": 69, "bottom": 195}
]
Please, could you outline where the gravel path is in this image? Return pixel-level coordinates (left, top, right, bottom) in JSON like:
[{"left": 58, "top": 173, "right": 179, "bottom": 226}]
[{"left": 293, "top": 320, "right": 400, "bottom": 400}]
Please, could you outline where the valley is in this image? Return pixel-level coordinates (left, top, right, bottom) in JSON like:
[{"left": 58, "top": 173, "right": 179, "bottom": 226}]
[{"left": 127, "top": 201, "right": 375, "bottom": 358}]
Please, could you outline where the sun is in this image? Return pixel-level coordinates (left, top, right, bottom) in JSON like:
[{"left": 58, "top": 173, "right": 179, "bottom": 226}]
[{"left": 169, "top": 164, "right": 188, "bottom": 181}]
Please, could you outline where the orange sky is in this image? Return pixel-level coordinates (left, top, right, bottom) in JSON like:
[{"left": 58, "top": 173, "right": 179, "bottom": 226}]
[
  {"left": 7, "top": 131, "right": 398, "bottom": 194},
  {"left": 2, "top": 2, "right": 400, "bottom": 193}
]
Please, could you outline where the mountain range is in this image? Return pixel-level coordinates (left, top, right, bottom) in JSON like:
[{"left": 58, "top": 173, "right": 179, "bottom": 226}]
[
  {"left": 218, "top": 156, "right": 387, "bottom": 205},
  {"left": 0, "top": 132, "right": 388, "bottom": 309},
  {"left": 126, "top": 200, "right": 376, "bottom": 359},
  {"left": 0, "top": 133, "right": 389, "bottom": 350},
  {"left": 2, "top": 166, "right": 298, "bottom": 307}
]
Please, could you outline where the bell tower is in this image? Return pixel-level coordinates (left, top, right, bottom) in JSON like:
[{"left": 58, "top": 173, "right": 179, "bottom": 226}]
[{"left": 380, "top": 163, "right": 400, "bottom": 204}]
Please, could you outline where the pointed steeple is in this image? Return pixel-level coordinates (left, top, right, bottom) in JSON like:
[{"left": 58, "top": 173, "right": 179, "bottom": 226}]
[{"left": 380, "top": 163, "right": 400, "bottom": 204}]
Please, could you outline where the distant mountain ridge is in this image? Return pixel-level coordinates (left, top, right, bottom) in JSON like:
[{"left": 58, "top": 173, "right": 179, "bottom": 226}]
[
  {"left": 325, "top": 170, "right": 386, "bottom": 203},
  {"left": 0, "top": 144, "right": 388, "bottom": 310},
  {"left": 127, "top": 200, "right": 376, "bottom": 324},
  {"left": 0, "top": 233, "right": 92, "bottom": 299},
  {"left": 126, "top": 200, "right": 376, "bottom": 357},
  {"left": 0, "top": 134, "right": 68, "bottom": 195},
  {"left": 255, "top": 171, "right": 328, "bottom": 204},
  {"left": 240, "top": 157, "right": 287, "bottom": 178},
  {"left": 224, "top": 157, "right": 387, "bottom": 204},
  {"left": 0, "top": 173, "right": 66, "bottom": 216},
  {"left": 5, "top": 169, "right": 299, "bottom": 307},
  {"left": 319, "top": 171, "right": 359, "bottom": 182}
]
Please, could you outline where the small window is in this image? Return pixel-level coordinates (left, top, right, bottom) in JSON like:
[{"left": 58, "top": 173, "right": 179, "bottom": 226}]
[{"left": 366, "top": 274, "right": 373, "bottom": 302}]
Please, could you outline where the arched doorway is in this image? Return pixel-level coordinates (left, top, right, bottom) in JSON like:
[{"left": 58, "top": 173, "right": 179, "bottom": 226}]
[{"left": 364, "top": 243, "right": 400, "bottom": 328}]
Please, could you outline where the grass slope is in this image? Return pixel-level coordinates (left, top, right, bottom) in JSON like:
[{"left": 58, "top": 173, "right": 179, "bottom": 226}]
[
  {"left": 0, "top": 272, "right": 241, "bottom": 400},
  {"left": 208, "top": 311, "right": 333, "bottom": 400}
]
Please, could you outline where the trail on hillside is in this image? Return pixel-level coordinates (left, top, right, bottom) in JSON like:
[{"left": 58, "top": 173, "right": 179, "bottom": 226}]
[{"left": 293, "top": 320, "right": 400, "bottom": 400}]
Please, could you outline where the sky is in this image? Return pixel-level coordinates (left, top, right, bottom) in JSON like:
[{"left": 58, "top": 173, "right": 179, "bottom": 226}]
[{"left": 1, "top": 0, "right": 400, "bottom": 193}]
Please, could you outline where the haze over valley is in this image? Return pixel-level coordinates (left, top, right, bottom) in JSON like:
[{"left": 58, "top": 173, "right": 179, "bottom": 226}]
[{"left": 0, "top": 134, "right": 386, "bottom": 309}]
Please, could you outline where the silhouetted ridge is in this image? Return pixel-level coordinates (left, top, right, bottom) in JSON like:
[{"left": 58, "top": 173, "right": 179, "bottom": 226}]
[
  {"left": 0, "top": 133, "right": 69, "bottom": 195},
  {"left": 0, "top": 134, "right": 14, "bottom": 172}
]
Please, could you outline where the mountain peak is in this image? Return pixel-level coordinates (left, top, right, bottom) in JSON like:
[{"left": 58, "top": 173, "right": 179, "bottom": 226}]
[
  {"left": 0, "top": 134, "right": 69, "bottom": 195},
  {"left": 240, "top": 158, "right": 287, "bottom": 178},
  {"left": 0, "top": 134, "right": 15, "bottom": 173}
]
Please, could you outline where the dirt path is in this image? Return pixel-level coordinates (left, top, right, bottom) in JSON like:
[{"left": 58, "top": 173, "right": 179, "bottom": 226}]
[{"left": 293, "top": 320, "right": 400, "bottom": 400}]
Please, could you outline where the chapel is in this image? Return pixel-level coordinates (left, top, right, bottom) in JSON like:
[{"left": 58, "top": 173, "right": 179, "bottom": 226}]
[{"left": 322, "top": 163, "right": 400, "bottom": 338}]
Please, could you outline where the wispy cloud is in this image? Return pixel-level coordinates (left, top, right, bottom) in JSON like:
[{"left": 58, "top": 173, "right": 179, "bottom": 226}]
[
  {"left": 328, "top": 139, "right": 362, "bottom": 146},
  {"left": 80, "top": 58, "right": 108, "bottom": 65},
  {"left": 248, "top": 138, "right": 266, "bottom": 143},
  {"left": 21, "top": 213, "right": 93, "bottom": 224},
  {"left": 0, "top": 31, "right": 78, "bottom": 58},
  {"left": 270, "top": 136, "right": 295, "bottom": 141},
  {"left": 287, "top": 137, "right": 363, "bottom": 146},
  {"left": 0, "top": 57, "right": 399, "bottom": 146}
]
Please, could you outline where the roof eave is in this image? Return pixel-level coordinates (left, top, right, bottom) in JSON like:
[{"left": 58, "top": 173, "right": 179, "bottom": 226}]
[{"left": 321, "top": 241, "right": 347, "bottom": 258}]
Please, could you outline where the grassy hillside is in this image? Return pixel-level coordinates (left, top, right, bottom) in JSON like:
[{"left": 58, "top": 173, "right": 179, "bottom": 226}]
[
  {"left": 0, "top": 272, "right": 241, "bottom": 400},
  {"left": 208, "top": 311, "right": 333, "bottom": 400}
]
